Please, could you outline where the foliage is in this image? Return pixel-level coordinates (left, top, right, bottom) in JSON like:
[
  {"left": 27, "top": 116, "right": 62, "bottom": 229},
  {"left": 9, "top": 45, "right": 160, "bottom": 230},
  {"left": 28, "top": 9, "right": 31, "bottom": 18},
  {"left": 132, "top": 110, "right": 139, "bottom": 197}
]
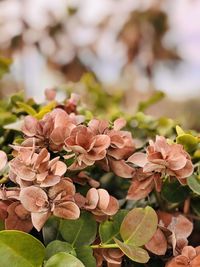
[{"left": 0, "top": 83, "right": 200, "bottom": 267}]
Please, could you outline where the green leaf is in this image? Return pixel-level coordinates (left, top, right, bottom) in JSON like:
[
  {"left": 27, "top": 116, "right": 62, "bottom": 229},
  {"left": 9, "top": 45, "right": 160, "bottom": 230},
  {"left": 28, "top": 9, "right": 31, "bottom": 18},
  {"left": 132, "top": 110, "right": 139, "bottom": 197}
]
[
  {"left": 161, "top": 180, "right": 190, "bottom": 203},
  {"left": 16, "top": 101, "right": 37, "bottom": 115},
  {"left": 43, "top": 216, "right": 61, "bottom": 245},
  {"left": 0, "top": 230, "right": 45, "bottom": 267},
  {"left": 44, "top": 252, "right": 85, "bottom": 267},
  {"left": 120, "top": 206, "right": 158, "bottom": 246},
  {"left": 176, "top": 125, "right": 185, "bottom": 136},
  {"left": 187, "top": 175, "right": 200, "bottom": 195},
  {"left": 59, "top": 212, "right": 97, "bottom": 247},
  {"left": 114, "top": 238, "right": 149, "bottom": 263},
  {"left": 99, "top": 210, "right": 128, "bottom": 244},
  {"left": 34, "top": 101, "right": 56, "bottom": 119},
  {"left": 45, "top": 240, "right": 75, "bottom": 260},
  {"left": 138, "top": 91, "right": 165, "bottom": 112},
  {"left": 0, "top": 220, "right": 4, "bottom": 230},
  {"left": 191, "top": 198, "right": 200, "bottom": 216},
  {"left": 75, "top": 246, "right": 96, "bottom": 267}
]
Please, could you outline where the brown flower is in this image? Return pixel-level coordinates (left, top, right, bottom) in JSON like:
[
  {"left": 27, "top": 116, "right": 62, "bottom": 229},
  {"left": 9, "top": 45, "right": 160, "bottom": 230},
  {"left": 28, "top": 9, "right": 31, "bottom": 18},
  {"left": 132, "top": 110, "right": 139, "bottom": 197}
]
[
  {"left": 89, "top": 118, "right": 135, "bottom": 178},
  {"left": 166, "top": 246, "right": 200, "bottom": 267},
  {"left": 84, "top": 188, "right": 119, "bottom": 220},
  {"left": 10, "top": 147, "right": 67, "bottom": 187},
  {"left": 22, "top": 108, "right": 77, "bottom": 151},
  {"left": 19, "top": 178, "right": 80, "bottom": 231},
  {"left": 64, "top": 125, "right": 110, "bottom": 170},
  {"left": 158, "top": 211, "right": 193, "bottom": 256},
  {"left": 94, "top": 248, "right": 124, "bottom": 267},
  {"left": 128, "top": 136, "right": 193, "bottom": 182},
  {"left": 126, "top": 169, "right": 162, "bottom": 200}
]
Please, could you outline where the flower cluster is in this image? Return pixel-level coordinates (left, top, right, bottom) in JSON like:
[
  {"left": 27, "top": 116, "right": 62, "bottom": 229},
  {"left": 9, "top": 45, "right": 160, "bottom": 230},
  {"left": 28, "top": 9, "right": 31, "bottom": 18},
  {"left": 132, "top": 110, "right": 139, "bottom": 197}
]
[
  {"left": 127, "top": 135, "right": 194, "bottom": 200},
  {"left": 0, "top": 92, "right": 197, "bottom": 267}
]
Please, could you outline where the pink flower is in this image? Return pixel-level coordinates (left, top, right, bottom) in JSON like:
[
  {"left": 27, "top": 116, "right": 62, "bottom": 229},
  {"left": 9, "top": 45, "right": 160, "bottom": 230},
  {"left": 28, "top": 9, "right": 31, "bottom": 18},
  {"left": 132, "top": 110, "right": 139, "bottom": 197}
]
[
  {"left": 10, "top": 147, "right": 67, "bottom": 187},
  {"left": 19, "top": 178, "right": 80, "bottom": 231},
  {"left": 166, "top": 246, "right": 200, "bottom": 267},
  {"left": 64, "top": 125, "right": 110, "bottom": 170},
  {"left": 128, "top": 136, "right": 194, "bottom": 182}
]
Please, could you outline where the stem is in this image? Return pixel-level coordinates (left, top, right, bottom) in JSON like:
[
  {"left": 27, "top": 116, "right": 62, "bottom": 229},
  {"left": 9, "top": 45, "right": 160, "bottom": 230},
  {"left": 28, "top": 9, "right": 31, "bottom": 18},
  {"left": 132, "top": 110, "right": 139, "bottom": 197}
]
[
  {"left": 154, "top": 190, "right": 165, "bottom": 210},
  {"left": 91, "top": 243, "right": 119, "bottom": 249}
]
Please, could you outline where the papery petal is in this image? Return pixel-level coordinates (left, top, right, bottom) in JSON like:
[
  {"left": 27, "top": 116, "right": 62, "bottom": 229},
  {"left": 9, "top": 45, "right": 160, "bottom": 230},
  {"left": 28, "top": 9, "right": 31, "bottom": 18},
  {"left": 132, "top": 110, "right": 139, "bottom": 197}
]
[
  {"left": 127, "top": 152, "right": 148, "bottom": 167},
  {"left": 109, "top": 158, "right": 134, "bottom": 178},
  {"left": 85, "top": 188, "right": 99, "bottom": 210},
  {"left": 31, "top": 211, "right": 51, "bottom": 231},
  {"left": 20, "top": 186, "right": 48, "bottom": 212},
  {"left": 22, "top": 116, "right": 38, "bottom": 136},
  {"left": 0, "top": 151, "right": 7, "bottom": 171},
  {"left": 174, "top": 160, "right": 194, "bottom": 179},
  {"left": 113, "top": 118, "right": 126, "bottom": 131},
  {"left": 97, "top": 189, "right": 110, "bottom": 210},
  {"left": 48, "top": 179, "right": 75, "bottom": 199},
  {"left": 5, "top": 202, "right": 33, "bottom": 232},
  {"left": 53, "top": 161, "right": 67, "bottom": 176},
  {"left": 40, "top": 175, "right": 61, "bottom": 187},
  {"left": 127, "top": 177, "right": 154, "bottom": 200},
  {"left": 53, "top": 201, "right": 80, "bottom": 219},
  {"left": 145, "top": 228, "right": 167, "bottom": 255},
  {"left": 102, "top": 196, "right": 119, "bottom": 216}
]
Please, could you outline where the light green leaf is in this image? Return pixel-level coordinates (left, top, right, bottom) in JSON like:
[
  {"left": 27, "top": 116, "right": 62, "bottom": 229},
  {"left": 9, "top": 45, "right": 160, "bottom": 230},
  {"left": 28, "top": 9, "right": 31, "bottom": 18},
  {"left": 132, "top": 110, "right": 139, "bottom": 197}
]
[
  {"left": 45, "top": 240, "right": 75, "bottom": 260},
  {"left": 114, "top": 238, "right": 149, "bottom": 263},
  {"left": 75, "top": 246, "right": 96, "bottom": 267},
  {"left": 120, "top": 206, "right": 158, "bottom": 246},
  {"left": 0, "top": 230, "right": 45, "bottom": 267},
  {"left": 16, "top": 101, "right": 37, "bottom": 115},
  {"left": 59, "top": 212, "right": 97, "bottom": 247},
  {"left": 176, "top": 125, "right": 185, "bottom": 136},
  {"left": 34, "top": 101, "right": 56, "bottom": 119},
  {"left": 138, "top": 91, "right": 165, "bottom": 112},
  {"left": 44, "top": 252, "right": 85, "bottom": 267},
  {"left": 99, "top": 210, "right": 128, "bottom": 244},
  {"left": 187, "top": 175, "right": 200, "bottom": 195}
]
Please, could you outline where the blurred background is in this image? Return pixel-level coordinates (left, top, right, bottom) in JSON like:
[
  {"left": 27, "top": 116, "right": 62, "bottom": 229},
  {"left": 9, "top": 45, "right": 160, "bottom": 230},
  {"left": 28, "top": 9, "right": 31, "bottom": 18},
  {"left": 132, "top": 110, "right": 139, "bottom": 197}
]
[{"left": 0, "top": 0, "right": 200, "bottom": 129}]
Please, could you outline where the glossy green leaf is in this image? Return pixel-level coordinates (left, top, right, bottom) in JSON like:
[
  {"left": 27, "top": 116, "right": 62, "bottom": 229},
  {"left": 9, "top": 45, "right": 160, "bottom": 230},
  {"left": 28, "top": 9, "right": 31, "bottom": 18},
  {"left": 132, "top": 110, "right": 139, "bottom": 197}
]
[
  {"left": 45, "top": 240, "right": 75, "bottom": 260},
  {"left": 114, "top": 238, "right": 149, "bottom": 263},
  {"left": 176, "top": 126, "right": 199, "bottom": 152},
  {"left": 75, "top": 246, "right": 96, "bottom": 267},
  {"left": 120, "top": 206, "right": 158, "bottom": 246},
  {"left": 43, "top": 216, "right": 61, "bottom": 245},
  {"left": 59, "top": 212, "right": 97, "bottom": 247},
  {"left": 99, "top": 210, "right": 128, "bottom": 244},
  {"left": 187, "top": 175, "right": 200, "bottom": 195},
  {"left": 0, "top": 230, "right": 45, "bottom": 267},
  {"left": 161, "top": 180, "right": 190, "bottom": 203},
  {"left": 44, "top": 252, "right": 85, "bottom": 267}
]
